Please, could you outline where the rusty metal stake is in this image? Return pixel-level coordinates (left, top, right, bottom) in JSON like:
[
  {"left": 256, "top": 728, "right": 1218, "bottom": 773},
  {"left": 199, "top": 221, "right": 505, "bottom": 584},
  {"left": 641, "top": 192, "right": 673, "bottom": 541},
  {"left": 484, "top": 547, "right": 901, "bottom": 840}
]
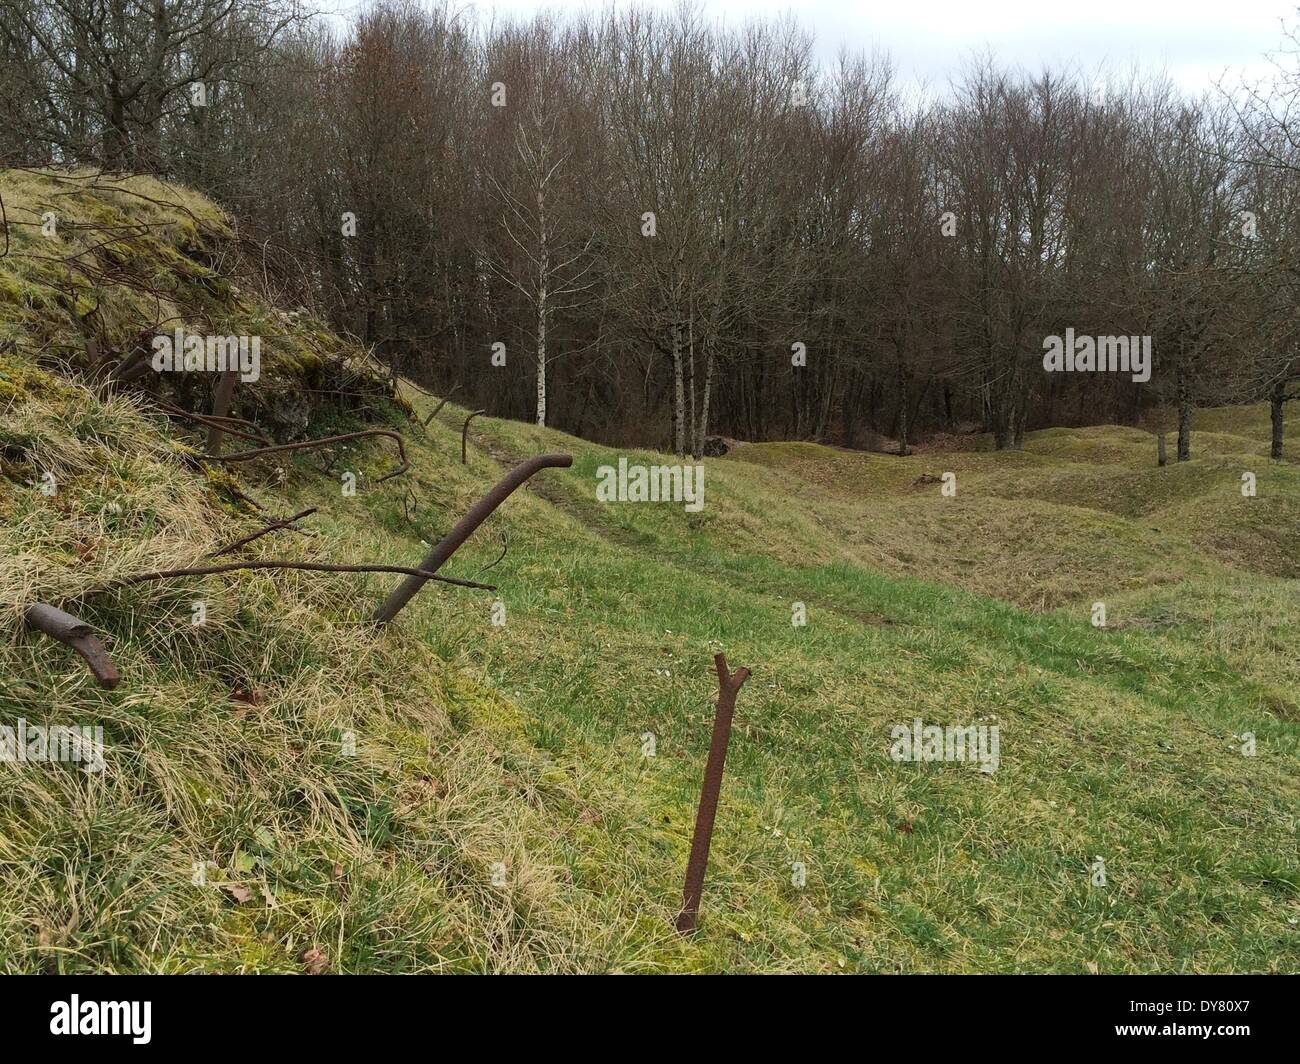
[
  {"left": 205, "top": 370, "right": 239, "bottom": 455},
  {"left": 371, "top": 452, "right": 572, "bottom": 624},
  {"left": 462, "top": 410, "right": 485, "bottom": 464},
  {"left": 24, "top": 603, "right": 121, "bottom": 689},
  {"left": 422, "top": 386, "right": 459, "bottom": 427},
  {"left": 675, "top": 652, "right": 751, "bottom": 935}
]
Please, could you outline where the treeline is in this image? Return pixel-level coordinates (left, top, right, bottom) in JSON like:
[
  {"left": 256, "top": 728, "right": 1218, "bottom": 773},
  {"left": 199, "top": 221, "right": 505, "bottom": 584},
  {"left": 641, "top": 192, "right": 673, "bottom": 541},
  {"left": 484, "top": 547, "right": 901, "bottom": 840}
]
[{"left": 4, "top": 1, "right": 1300, "bottom": 456}]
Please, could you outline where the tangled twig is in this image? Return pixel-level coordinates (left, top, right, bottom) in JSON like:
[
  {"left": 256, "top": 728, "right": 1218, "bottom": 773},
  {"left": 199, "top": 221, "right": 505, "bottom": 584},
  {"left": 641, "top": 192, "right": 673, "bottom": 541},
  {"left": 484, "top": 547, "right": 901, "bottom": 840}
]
[
  {"left": 478, "top": 531, "right": 509, "bottom": 574},
  {"left": 210, "top": 508, "right": 318, "bottom": 557}
]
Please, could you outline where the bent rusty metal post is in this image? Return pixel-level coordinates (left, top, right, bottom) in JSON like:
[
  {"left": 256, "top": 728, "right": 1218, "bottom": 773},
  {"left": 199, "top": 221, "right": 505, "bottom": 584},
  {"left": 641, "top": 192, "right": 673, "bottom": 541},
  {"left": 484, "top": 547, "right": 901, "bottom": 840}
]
[
  {"left": 675, "top": 653, "right": 751, "bottom": 935},
  {"left": 422, "top": 386, "right": 459, "bottom": 427},
  {"left": 24, "top": 603, "right": 121, "bottom": 689},
  {"left": 462, "top": 410, "right": 485, "bottom": 464},
  {"left": 372, "top": 452, "right": 572, "bottom": 624}
]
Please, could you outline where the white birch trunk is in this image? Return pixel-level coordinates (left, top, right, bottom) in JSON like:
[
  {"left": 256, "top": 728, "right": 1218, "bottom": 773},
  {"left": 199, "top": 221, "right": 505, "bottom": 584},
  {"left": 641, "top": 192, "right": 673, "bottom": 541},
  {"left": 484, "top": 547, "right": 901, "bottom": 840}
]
[
  {"left": 536, "top": 186, "right": 548, "bottom": 427},
  {"left": 698, "top": 344, "right": 715, "bottom": 458}
]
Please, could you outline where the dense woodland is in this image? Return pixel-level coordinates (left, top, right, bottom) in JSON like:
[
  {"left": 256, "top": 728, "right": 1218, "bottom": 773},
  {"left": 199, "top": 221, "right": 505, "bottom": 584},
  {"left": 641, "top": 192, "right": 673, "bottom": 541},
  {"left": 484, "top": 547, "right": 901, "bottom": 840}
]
[{"left": 4, "top": 1, "right": 1300, "bottom": 456}]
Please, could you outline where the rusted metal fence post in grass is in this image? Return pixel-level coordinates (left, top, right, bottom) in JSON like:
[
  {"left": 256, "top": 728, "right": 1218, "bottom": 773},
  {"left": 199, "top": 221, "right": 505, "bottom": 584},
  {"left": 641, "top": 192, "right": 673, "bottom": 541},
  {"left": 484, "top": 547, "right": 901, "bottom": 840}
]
[
  {"left": 205, "top": 370, "right": 239, "bottom": 455},
  {"left": 462, "top": 409, "right": 485, "bottom": 464},
  {"left": 422, "top": 386, "right": 459, "bottom": 427},
  {"left": 676, "top": 652, "right": 751, "bottom": 935},
  {"left": 371, "top": 452, "right": 572, "bottom": 625}
]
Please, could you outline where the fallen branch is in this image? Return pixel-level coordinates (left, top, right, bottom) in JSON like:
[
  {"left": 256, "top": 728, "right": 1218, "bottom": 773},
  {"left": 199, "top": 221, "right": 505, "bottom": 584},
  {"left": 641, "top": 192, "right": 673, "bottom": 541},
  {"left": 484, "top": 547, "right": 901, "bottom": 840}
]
[
  {"left": 225, "top": 484, "right": 267, "bottom": 512},
  {"left": 397, "top": 375, "right": 440, "bottom": 399},
  {"left": 676, "top": 653, "right": 752, "bottom": 935},
  {"left": 210, "top": 508, "right": 318, "bottom": 557},
  {"left": 373, "top": 452, "right": 572, "bottom": 624},
  {"left": 462, "top": 410, "right": 485, "bottom": 464},
  {"left": 100, "top": 560, "right": 496, "bottom": 592},
  {"left": 202, "top": 429, "right": 410, "bottom": 483},
  {"left": 24, "top": 603, "right": 121, "bottom": 689}
]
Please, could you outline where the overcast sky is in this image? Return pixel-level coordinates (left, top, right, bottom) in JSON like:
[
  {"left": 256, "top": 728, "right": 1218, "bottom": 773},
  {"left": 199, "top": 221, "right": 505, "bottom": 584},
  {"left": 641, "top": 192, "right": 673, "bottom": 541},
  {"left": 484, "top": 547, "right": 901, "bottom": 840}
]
[{"left": 320, "top": 1, "right": 1298, "bottom": 96}]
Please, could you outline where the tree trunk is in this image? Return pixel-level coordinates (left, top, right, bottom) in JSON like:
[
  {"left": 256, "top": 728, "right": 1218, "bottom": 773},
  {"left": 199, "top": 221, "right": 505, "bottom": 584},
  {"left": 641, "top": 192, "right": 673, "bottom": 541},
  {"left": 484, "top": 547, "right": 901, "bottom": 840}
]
[
  {"left": 696, "top": 344, "right": 714, "bottom": 459},
  {"left": 1270, "top": 380, "right": 1284, "bottom": 460},
  {"left": 672, "top": 320, "right": 685, "bottom": 456},
  {"left": 1012, "top": 403, "right": 1026, "bottom": 450},
  {"left": 1177, "top": 370, "right": 1192, "bottom": 462},
  {"left": 816, "top": 363, "right": 837, "bottom": 442},
  {"left": 896, "top": 357, "right": 910, "bottom": 456},
  {"left": 687, "top": 308, "right": 696, "bottom": 454},
  {"left": 535, "top": 302, "right": 547, "bottom": 427},
  {"left": 103, "top": 93, "right": 130, "bottom": 170},
  {"left": 535, "top": 187, "right": 549, "bottom": 427}
]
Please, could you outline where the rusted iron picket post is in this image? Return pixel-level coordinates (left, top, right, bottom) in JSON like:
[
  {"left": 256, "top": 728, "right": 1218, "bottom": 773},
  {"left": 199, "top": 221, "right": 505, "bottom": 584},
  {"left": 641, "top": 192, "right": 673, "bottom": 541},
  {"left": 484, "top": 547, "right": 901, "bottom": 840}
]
[
  {"left": 24, "top": 603, "right": 121, "bottom": 689},
  {"left": 371, "top": 453, "right": 572, "bottom": 625},
  {"left": 422, "top": 386, "right": 459, "bottom": 427},
  {"left": 462, "top": 410, "right": 485, "bottom": 464},
  {"left": 675, "top": 653, "right": 751, "bottom": 935},
  {"left": 205, "top": 370, "right": 239, "bottom": 455}
]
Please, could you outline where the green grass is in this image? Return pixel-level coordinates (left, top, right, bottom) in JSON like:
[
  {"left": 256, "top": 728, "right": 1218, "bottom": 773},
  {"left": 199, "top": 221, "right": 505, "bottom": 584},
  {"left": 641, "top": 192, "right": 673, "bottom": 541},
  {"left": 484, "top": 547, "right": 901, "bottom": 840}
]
[{"left": 0, "top": 177, "right": 1296, "bottom": 973}]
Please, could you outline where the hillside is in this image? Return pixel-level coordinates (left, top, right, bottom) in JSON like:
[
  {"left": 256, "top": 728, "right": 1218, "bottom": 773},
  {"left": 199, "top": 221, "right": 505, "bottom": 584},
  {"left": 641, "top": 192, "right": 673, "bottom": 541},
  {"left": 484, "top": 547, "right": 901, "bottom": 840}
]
[{"left": 1, "top": 173, "right": 1297, "bottom": 973}]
